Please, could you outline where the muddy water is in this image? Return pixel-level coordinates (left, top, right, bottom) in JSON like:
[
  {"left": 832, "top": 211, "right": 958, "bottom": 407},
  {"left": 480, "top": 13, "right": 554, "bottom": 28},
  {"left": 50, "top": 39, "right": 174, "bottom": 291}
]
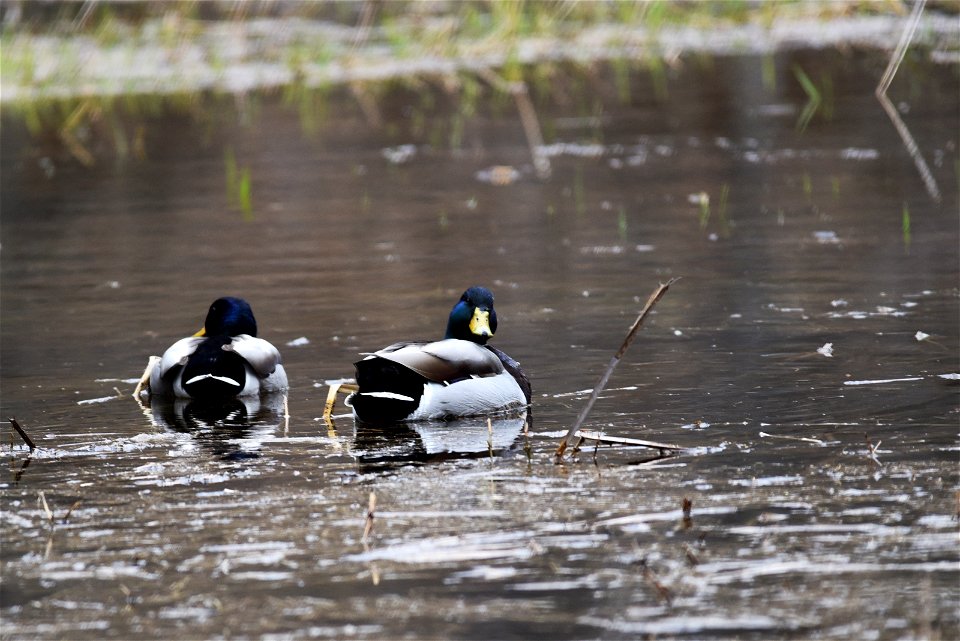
[{"left": 1, "top": 50, "right": 958, "bottom": 640}]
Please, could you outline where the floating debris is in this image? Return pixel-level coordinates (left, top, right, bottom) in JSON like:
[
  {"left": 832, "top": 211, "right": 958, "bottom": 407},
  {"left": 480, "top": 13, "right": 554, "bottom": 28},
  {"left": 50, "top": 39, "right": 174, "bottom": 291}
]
[
  {"left": 77, "top": 395, "right": 118, "bottom": 405},
  {"left": 755, "top": 103, "right": 798, "bottom": 117},
  {"left": 580, "top": 245, "right": 626, "bottom": 255},
  {"left": 538, "top": 142, "right": 605, "bottom": 158},
  {"left": 827, "top": 310, "right": 870, "bottom": 319},
  {"left": 813, "top": 230, "right": 841, "bottom": 244},
  {"left": 915, "top": 330, "right": 930, "bottom": 341},
  {"left": 579, "top": 245, "right": 655, "bottom": 255},
  {"left": 285, "top": 336, "right": 310, "bottom": 347},
  {"left": 839, "top": 148, "right": 880, "bottom": 160},
  {"left": 843, "top": 377, "right": 923, "bottom": 386},
  {"left": 574, "top": 430, "right": 682, "bottom": 452},
  {"left": 817, "top": 342, "right": 834, "bottom": 357},
  {"left": 768, "top": 303, "right": 805, "bottom": 313},
  {"left": 759, "top": 432, "right": 826, "bottom": 445},
  {"left": 729, "top": 475, "right": 805, "bottom": 487},
  {"left": 827, "top": 304, "right": 908, "bottom": 319},
  {"left": 382, "top": 144, "right": 416, "bottom": 164},
  {"left": 475, "top": 165, "right": 520, "bottom": 185}
]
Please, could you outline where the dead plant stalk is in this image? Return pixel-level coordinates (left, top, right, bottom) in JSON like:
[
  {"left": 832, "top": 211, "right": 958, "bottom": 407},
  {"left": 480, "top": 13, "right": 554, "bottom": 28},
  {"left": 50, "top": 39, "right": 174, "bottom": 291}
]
[
  {"left": 8, "top": 417, "right": 36, "bottom": 451},
  {"left": 556, "top": 279, "right": 678, "bottom": 458}
]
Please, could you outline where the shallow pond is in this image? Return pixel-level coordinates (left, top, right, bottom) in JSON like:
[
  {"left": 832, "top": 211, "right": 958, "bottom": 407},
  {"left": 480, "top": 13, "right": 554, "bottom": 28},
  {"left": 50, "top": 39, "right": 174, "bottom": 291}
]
[{"left": 1, "top": 49, "right": 958, "bottom": 640}]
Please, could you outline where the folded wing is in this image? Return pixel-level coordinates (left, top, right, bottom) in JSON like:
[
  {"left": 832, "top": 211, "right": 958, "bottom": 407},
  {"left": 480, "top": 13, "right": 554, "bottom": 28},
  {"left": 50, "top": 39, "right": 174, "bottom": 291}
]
[
  {"left": 368, "top": 339, "right": 503, "bottom": 383},
  {"left": 226, "top": 334, "right": 283, "bottom": 378}
]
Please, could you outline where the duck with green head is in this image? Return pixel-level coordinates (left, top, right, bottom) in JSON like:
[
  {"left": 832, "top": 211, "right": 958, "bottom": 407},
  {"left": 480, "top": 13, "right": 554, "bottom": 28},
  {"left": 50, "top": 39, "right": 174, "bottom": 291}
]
[
  {"left": 348, "top": 286, "right": 531, "bottom": 422},
  {"left": 147, "top": 297, "right": 288, "bottom": 399}
]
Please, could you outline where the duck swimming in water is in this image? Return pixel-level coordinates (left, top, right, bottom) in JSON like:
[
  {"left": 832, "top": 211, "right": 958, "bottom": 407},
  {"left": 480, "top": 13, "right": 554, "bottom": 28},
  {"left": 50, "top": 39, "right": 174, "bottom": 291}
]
[
  {"left": 145, "top": 297, "right": 288, "bottom": 399},
  {"left": 348, "top": 286, "right": 531, "bottom": 422}
]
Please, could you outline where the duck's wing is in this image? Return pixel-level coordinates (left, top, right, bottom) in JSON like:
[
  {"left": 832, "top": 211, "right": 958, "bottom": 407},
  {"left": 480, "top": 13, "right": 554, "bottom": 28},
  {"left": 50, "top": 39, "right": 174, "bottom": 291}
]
[
  {"left": 486, "top": 345, "right": 532, "bottom": 404},
  {"left": 371, "top": 339, "right": 504, "bottom": 383},
  {"left": 158, "top": 337, "right": 205, "bottom": 379},
  {"left": 226, "top": 334, "right": 283, "bottom": 378}
]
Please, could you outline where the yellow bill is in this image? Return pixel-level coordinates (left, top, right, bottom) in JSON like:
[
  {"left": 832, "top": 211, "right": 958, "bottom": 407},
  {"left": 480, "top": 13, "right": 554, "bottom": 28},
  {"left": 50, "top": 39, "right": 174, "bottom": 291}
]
[{"left": 469, "top": 309, "right": 492, "bottom": 337}]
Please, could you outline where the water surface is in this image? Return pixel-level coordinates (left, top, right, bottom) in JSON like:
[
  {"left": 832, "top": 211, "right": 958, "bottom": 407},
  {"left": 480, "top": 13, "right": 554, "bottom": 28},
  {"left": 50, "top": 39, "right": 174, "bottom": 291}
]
[{"left": 1, "top": 49, "right": 958, "bottom": 640}]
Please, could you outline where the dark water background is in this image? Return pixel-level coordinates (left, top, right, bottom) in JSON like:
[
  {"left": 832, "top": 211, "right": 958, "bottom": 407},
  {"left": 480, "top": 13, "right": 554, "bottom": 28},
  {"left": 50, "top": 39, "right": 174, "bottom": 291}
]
[{"left": 1, "top": 49, "right": 958, "bottom": 640}]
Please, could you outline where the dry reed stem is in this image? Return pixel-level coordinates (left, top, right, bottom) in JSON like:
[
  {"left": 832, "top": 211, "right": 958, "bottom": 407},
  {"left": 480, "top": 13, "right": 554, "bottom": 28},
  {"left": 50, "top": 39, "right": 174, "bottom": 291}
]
[
  {"left": 8, "top": 417, "right": 36, "bottom": 450},
  {"left": 556, "top": 278, "right": 679, "bottom": 458},
  {"left": 39, "top": 491, "right": 53, "bottom": 524}
]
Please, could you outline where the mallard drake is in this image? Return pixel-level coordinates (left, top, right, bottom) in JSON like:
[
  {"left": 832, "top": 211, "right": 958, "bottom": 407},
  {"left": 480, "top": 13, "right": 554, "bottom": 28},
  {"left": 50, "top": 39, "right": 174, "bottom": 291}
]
[
  {"left": 348, "top": 286, "right": 531, "bottom": 422},
  {"left": 146, "top": 297, "right": 288, "bottom": 399}
]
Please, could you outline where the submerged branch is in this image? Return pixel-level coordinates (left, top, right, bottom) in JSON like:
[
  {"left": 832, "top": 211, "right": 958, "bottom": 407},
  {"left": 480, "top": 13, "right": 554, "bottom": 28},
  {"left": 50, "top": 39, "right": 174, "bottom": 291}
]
[{"left": 556, "top": 278, "right": 679, "bottom": 459}]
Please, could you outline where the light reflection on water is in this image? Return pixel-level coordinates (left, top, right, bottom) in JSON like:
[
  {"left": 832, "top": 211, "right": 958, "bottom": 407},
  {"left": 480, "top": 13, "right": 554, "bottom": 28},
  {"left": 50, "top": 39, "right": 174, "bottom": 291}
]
[{"left": 1, "top": 50, "right": 958, "bottom": 640}]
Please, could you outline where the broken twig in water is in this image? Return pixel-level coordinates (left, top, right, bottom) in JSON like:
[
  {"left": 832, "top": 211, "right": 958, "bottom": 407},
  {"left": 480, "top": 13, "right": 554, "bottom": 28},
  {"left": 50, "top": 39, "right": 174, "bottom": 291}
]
[
  {"left": 875, "top": 0, "right": 940, "bottom": 203},
  {"left": 759, "top": 431, "right": 825, "bottom": 445},
  {"left": 8, "top": 417, "right": 36, "bottom": 451},
  {"left": 574, "top": 430, "right": 681, "bottom": 454},
  {"left": 39, "top": 491, "right": 54, "bottom": 524},
  {"left": 556, "top": 278, "right": 679, "bottom": 458}
]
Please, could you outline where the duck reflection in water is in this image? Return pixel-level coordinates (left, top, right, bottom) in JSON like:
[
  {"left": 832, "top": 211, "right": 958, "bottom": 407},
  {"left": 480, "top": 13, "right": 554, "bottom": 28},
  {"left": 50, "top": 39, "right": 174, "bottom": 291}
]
[
  {"left": 349, "top": 410, "right": 530, "bottom": 470},
  {"left": 143, "top": 394, "right": 287, "bottom": 461}
]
